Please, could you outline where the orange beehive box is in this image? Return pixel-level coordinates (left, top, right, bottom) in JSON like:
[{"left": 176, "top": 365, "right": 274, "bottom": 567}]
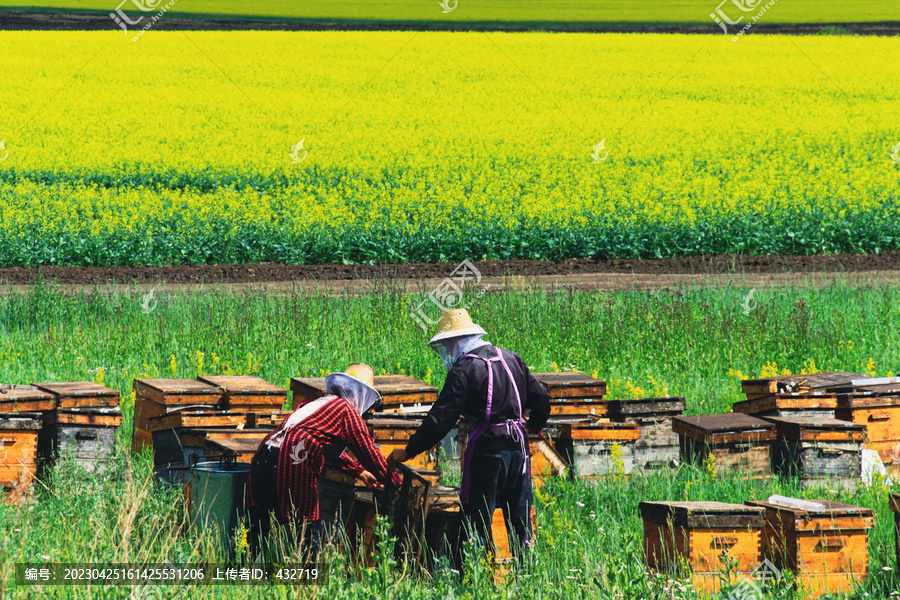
[
  {"left": 0, "top": 413, "right": 42, "bottom": 504},
  {"left": 640, "top": 501, "right": 764, "bottom": 594},
  {"left": 747, "top": 498, "right": 874, "bottom": 599}
]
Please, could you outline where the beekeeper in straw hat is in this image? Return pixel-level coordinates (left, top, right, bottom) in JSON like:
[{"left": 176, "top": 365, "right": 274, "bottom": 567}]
[
  {"left": 387, "top": 309, "right": 550, "bottom": 560},
  {"left": 247, "top": 363, "right": 401, "bottom": 560}
]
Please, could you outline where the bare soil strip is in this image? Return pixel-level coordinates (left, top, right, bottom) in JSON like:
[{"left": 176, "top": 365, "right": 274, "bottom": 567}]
[
  {"left": 1, "top": 10, "right": 899, "bottom": 35},
  {"left": 2, "top": 254, "right": 899, "bottom": 294}
]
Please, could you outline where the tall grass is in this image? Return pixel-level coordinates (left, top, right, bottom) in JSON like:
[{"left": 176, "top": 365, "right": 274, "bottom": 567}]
[{"left": 1, "top": 281, "right": 899, "bottom": 598}]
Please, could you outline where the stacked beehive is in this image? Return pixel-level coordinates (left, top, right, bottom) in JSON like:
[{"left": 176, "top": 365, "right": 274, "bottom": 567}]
[
  {"left": 31, "top": 382, "right": 123, "bottom": 474},
  {"left": 0, "top": 386, "right": 47, "bottom": 503},
  {"left": 531, "top": 373, "right": 643, "bottom": 480},
  {"left": 607, "top": 396, "right": 686, "bottom": 471},
  {"left": 763, "top": 416, "right": 865, "bottom": 490},
  {"left": 135, "top": 377, "right": 287, "bottom": 483},
  {"left": 1, "top": 382, "right": 122, "bottom": 503},
  {"left": 832, "top": 376, "right": 900, "bottom": 462},
  {"left": 673, "top": 414, "right": 776, "bottom": 478},
  {"left": 733, "top": 372, "right": 867, "bottom": 419}
]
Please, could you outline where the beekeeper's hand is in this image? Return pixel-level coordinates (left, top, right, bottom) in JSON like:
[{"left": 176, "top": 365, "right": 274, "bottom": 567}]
[
  {"left": 359, "top": 470, "right": 381, "bottom": 490},
  {"left": 386, "top": 448, "right": 408, "bottom": 472}
]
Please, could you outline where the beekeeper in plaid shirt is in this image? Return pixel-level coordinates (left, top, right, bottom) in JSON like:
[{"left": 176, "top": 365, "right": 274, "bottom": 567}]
[
  {"left": 247, "top": 363, "right": 400, "bottom": 560},
  {"left": 388, "top": 309, "right": 550, "bottom": 562}
]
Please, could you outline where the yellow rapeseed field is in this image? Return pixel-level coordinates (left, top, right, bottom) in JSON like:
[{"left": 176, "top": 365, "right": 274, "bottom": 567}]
[{"left": 0, "top": 32, "right": 898, "bottom": 265}]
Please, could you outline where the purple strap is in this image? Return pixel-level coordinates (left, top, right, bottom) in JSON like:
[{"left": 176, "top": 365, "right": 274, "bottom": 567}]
[{"left": 459, "top": 348, "right": 528, "bottom": 503}]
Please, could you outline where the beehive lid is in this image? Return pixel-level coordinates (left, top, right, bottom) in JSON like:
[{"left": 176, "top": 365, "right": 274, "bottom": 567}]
[
  {"left": 197, "top": 376, "right": 287, "bottom": 397},
  {"left": 0, "top": 412, "right": 42, "bottom": 430},
  {"left": 747, "top": 498, "right": 874, "bottom": 530},
  {"left": 606, "top": 396, "right": 686, "bottom": 418},
  {"left": 761, "top": 416, "right": 865, "bottom": 441},
  {"left": 0, "top": 385, "right": 55, "bottom": 411},
  {"left": 672, "top": 414, "right": 775, "bottom": 442},
  {"left": 33, "top": 382, "right": 119, "bottom": 400},
  {"left": 205, "top": 437, "right": 264, "bottom": 457},
  {"left": 44, "top": 407, "right": 123, "bottom": 427},
  {"left": 533, "top": 373, "right": 607, "bottom": 399},
  {"left": 639, "top": 501, "right": 764, "bottom": 528},
  {"left": 133, "top": 378, "right": 222, "bottom": 398}
]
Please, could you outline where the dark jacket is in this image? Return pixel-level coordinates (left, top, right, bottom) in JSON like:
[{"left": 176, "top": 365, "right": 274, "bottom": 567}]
[{"left": 405, "top": 344, "right": 551, "bottom": 458}]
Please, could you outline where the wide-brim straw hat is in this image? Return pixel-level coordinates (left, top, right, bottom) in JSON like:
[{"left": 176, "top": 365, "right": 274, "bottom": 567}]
[
  {"left": 325, "top": 363, "right": 382, "bottom": 406},
  {"left": 428, "top": 309, "right": 487, "bottom": 345}
]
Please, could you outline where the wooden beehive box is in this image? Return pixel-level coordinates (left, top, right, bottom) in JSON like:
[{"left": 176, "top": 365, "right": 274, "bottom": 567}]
[
  {"left": 607, "top": 396, "right": 685, "bottom": 471},
  {"left": 38, "top": 408, "right": 122, "bottom": 474},
  {"left": 0, "top": 385, "right": 55, "bottom": 413},
  {"left": 673, "top": 414, "right": 775, "bottom": 477},
  {"left": 763, "top": 416, "right": 865, "bottom": 490},
  {"left": 533, "top": 373, "right": 607, "bottom": 418},
  {"left": 132, "top": 379, "right": 223, "bottom": 451},
  {"left": 33, "top": 382, "right": 120, "bottom": 409},
  {"left": 0, "top": 413, "right": 41, "bottom": 503},
  {"left": 290, "top": 375, "right": 438, "bottom": 412},
  {"left": 197, "top": 376, "right": 287, "bottom": 411},
  {"left": 733, "top": 394, "right": 838, "bottom": 419},
  {"left": 835, "top": 392, "right": 900, "bottom": 462},
  {"left": 553, "top": 421, "right": 640, "bottom": 479},
  {"left": 366, "top": 418, "right": 437, "bottom": 472},
  {"left": 640, "top": 501, "right": 764, "bottom": 593},
  {"left": 746, "top": 498, "right": 874, "bottom": 599}
]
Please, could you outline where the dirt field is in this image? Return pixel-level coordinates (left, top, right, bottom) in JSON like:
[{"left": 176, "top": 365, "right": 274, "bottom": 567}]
[
  {"left": 2, "top": 253, "right": 900, "bottom": 293},
  {"left": 1, "top": 10, "right": 899, "bottom": 34}
]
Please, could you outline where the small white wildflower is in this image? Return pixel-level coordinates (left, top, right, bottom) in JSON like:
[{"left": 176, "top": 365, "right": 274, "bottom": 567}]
[
  {"left": 576, "top": 501, "right": 585, "bottom": 507},
  {"left": 40, "top": 554, "right": 50, "bottom": 560},
  {"left": 883, "top": 566, "right": 893, "bottom": 572}
]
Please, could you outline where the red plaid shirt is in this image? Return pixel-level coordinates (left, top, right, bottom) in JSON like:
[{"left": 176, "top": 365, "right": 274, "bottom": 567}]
[{"left": 248, "top": 396, "right": 401, "bottom": 522}]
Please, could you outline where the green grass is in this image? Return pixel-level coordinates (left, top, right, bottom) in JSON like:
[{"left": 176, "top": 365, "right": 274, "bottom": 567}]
[
  {"left": 1, "top": 0, "right": 896, "bottom": 26},
  {"left": 1, "top": 281, "right": 900, "bottom": 598}
]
